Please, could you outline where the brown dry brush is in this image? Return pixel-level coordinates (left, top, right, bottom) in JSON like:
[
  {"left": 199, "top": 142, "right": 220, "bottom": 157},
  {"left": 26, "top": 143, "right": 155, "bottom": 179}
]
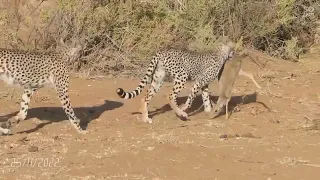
[{"left": 0, "top": 0, "right": 319, "bottom": 77}]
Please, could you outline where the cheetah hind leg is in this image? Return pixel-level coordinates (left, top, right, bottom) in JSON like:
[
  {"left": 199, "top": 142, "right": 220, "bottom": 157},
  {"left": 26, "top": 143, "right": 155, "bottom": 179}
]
[
  {"left": 4, "top": 88, "right": 37, "bottom": 134},
  {"left": 168, "top": 75, "right": 188, "bottom": 120},
  {"left": 140, "top": 98, "right": 153, "bottom": 123},
  {"left": 0, "top": 117, "right": 12, "bottom": 135},
  {"left": 11, "top": 88, "right": 37, "bottom": 126},
  {"left": 140, "top": 67, "right": 165, "bottom": 123},
  {"left": 55, "top": 82, "right": 87, "bottom": 134},
  {"left": 0, "top": 119, "right": 12, "bottom": 135},
  {"left": 0, "top": 127, "right": 12, "bottom": 135}
]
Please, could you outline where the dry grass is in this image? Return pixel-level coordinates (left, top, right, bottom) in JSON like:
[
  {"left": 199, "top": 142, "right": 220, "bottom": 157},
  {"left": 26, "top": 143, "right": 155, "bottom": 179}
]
[{"left": 0, "top": 0, "right": 319, "bottom": 77}]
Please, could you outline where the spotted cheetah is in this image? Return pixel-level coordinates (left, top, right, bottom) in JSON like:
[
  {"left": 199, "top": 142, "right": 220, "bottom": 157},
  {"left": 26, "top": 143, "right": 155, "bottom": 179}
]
[
  {"left": 116, "top": 41, "right": 235, "bottom": 123},
  {"left": 0, "top": 39, "right": 86, "bottom": 135}
]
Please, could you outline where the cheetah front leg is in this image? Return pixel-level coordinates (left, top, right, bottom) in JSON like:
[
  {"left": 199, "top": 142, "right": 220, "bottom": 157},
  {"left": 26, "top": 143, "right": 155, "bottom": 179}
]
[
  {"left": 180, "top": 84, "right": 212, "bottom": 113},
  {"left": 180, "top": 81, "right": 202, "bottom": 113},
  {"left": 54, "top": 79, "right": 87, "bottom": 134},
  {"left": 181, "top": 67, "right": 219, "bottom": 112},
  {"left": 201, "top": 85, "right": 213, "bottom": 112}
]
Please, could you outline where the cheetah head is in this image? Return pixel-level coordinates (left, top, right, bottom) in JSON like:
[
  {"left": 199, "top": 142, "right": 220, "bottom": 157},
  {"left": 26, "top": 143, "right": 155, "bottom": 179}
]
[
  {"left": 219, "top": 40, "right": 235, "bottom": 60},
  {"left": 59, "top": 38, "right": 83, "bottom": 61},
  {"left": 68, "top": 45, "right": 83, "bottom": 61}
]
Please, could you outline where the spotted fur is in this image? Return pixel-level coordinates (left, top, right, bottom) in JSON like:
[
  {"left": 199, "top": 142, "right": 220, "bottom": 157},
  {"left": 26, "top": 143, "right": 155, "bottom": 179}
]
[
  {"left": 0, "top": 40, "right": 86, "bottom": 135},
  {"left": 116, "top": 42, "right": 235, "bottom": 123}
]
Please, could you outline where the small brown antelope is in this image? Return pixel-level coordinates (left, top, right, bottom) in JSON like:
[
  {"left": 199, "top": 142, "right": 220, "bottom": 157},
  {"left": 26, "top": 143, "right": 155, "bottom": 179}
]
[{"left": 210, "top": 51, "right": 261, "bottom": 119}]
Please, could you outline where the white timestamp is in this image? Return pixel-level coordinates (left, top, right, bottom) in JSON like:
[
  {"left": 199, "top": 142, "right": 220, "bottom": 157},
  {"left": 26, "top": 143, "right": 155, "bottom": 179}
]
[{"left": 8, "top": 157, "right": 61, "bottom": 168}]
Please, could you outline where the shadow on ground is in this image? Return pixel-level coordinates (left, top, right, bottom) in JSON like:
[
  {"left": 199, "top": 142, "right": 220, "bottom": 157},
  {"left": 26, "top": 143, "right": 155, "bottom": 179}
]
[
  {"left": 0, "top": 100, "right": 123, "bottom": 134},
  {"left": 132, "top": 92, "right": 269, "bottom": 119}
]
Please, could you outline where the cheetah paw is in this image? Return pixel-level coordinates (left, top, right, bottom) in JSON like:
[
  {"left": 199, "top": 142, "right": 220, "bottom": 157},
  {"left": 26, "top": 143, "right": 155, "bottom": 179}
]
[
  {"left": 0, "top": 128, "right": 12, "bottom": 135},
  {"left": 71, "top": 122, "right": 88, "bottom": 134},
  {"left": 77, "top": 128, "right": 88, "bottom": 134},
  {"left": 75, "top": 125, "right": 88, "bottom": 134},
  {"left": 142, "top": 117, "right": 153, "bottom": 123},
  {"left": 177, "top": 110, "right": 188, "bottom": 121}
]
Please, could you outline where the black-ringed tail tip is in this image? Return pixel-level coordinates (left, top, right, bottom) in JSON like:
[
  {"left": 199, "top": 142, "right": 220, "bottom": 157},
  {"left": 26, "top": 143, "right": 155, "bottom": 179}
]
[{"left": 116, "top": 88, "right": 125, "bottom": 98}]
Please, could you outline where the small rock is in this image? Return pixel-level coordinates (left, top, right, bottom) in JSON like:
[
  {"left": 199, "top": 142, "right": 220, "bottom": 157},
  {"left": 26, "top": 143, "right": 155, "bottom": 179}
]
[
  {"left": 17, "top": 136, "right": 28, "bottom": 143},
  {"left": 241, "top": 133, "right": 256, "bottom": 138},
  {"left": 250, "top": 107, "right": 258, "bottom": 116},
  {"left": 270, "top": 119, "right": 280, "bottom": 124},
  {"left": 219, "top": 134, "right": 228, "bottom": 139},
  {"left": 28, "top": 146, "right": 39, "bottom": 152},
  {"left": 53, "top": 136, "right": 59, "bottom": 140}
]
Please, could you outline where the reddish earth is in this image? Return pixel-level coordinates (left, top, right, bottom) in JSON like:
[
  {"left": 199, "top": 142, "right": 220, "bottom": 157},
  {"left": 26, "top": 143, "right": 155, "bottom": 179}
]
[{"left": 0, "top": 47, "right": 320, "bottom": 180}]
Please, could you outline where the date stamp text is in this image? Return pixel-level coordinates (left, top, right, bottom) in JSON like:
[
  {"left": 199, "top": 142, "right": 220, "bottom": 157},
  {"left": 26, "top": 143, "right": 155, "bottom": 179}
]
[{"left": 8, "top": 157, "right": 61, "bottom": 168}]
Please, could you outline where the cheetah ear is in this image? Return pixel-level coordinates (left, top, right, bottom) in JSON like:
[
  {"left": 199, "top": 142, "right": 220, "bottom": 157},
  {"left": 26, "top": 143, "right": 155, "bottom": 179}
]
[
  {"left": 218, "top": 36, "right": 235, "bottom": 49},
  {"left": 219, "top": 36, "right": 230, "bottom": 44},
  {"left": 238, "top": 49, "right": 249, "bottom": 57},
  {"left": 68, "top": 44, "right": 83, "bottom": 61},
  {"left": 59, "top": 38, "right": 67, "bottom": 48},
  {"left": 226, "top": 41, "right": 235, "bottom": 50},
  {"left": 75, "top": 44, "right": 83, "bottom": 51}
]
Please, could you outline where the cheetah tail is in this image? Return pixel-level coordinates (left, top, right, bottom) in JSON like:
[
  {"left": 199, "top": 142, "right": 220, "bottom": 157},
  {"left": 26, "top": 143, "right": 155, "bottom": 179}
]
[{"left": 116, "top": 57, "right": 158, "bottom": 99}]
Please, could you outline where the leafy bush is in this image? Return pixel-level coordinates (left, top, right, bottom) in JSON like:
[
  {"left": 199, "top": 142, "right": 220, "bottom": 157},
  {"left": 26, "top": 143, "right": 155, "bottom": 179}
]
[{"left": 0, "top": 0, "right": 319, "bottom": 76}]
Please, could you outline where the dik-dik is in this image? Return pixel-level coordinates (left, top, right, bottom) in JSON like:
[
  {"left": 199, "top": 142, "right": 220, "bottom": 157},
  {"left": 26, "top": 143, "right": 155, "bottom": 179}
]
[{"left": 211, "top": 52, "right": 261, "bottom": 119}]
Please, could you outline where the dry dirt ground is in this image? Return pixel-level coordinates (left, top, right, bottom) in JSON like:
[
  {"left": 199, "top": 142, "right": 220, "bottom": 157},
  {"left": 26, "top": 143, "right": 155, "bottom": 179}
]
[{"left": 0, "top": 47, "right": 319, "bottom": 180}]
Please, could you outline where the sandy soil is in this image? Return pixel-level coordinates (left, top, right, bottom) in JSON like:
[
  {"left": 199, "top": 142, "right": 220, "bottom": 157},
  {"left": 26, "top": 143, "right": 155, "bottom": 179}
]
[{"left": 0, "top": 47, "right": 319, "bottom": 180}]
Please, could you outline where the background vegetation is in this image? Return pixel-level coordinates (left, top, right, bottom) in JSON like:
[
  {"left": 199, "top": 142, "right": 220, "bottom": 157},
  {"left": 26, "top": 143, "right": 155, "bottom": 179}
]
[{"left": 0, "top": 0, "right": 319, "bottom": 77}]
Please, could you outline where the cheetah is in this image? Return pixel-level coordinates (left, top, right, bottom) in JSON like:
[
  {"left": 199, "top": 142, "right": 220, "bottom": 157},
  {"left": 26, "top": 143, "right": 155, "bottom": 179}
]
[
  {"left": 0, "top": 39, "right": 87, "bottom": 135},
  {"left": 211, "top": 51, "right": 261, "bottom": 119},
  {"left": 116, "top": 41, "right": 235, "bottom": 123}
]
